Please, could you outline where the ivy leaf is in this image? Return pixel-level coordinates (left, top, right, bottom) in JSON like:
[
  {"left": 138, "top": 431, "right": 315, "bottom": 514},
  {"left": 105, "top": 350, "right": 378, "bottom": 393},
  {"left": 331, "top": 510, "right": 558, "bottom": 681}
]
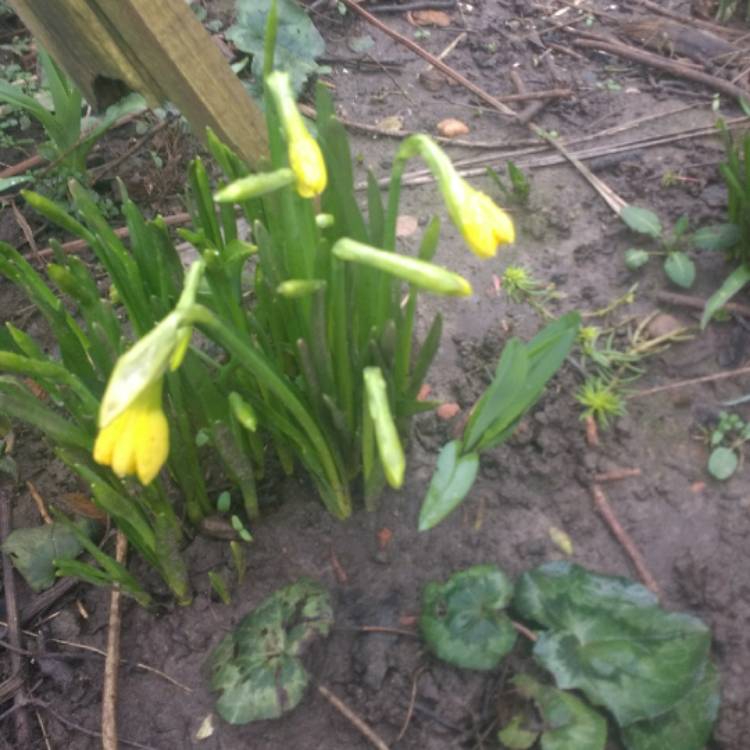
[
  {"left": 227, "top": 0, "right": 326, "bottom": 95},
  {"left": 420, "top": 565, "right": 517, "bottom": 670},
  {"left": 514, "top": 674, "right": 607, "bottom": 750},
  {"left": 663, "top": 252, "right": 695, "bottom": 288},
  {"left": 620, "top": 661, "right": 720, "bottom": 750},
  {"left": 620, "top": 205, "right": 662, "bottom": 238},
  {"left": 513, "top": 562, "right": 711, "bottom": 727},
  {"left": 707, "top": 446, "right": 738, "bottom": 480},
  {"left": 208, "top": 579, "right": 333, "bottom": 724},
  {"left": 2, "top": 520, "right": 97, "bottom": 592},
  {"left": 418, "top": 440, "right": 479, "bottom": 531}
]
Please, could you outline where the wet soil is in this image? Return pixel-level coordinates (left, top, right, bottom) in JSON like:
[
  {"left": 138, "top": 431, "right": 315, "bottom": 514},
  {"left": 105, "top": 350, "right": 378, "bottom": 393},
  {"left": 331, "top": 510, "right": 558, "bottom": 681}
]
[{"left": 2, "top": 1, "right": 750, "bottom": 748}]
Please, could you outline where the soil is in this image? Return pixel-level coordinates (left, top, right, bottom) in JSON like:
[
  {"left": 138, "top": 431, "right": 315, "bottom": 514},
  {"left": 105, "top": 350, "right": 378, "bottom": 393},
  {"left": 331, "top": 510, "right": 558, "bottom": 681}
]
[{"left": 2, "top": 1, "right": 750, "bottom": 749}]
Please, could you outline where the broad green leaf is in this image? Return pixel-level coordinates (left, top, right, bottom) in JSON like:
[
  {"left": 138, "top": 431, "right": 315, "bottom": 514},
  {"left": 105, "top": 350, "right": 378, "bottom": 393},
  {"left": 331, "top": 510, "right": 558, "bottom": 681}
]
[
  {"left": 463, "top": 338, "right": 528, "bottom": 452},
  {"left": 624, "top": 249, "right": 650, "bottom": 270},
  {"left": 2, "top": 520, "right": 96, "bottom": 592},
  {"left": 692, "top": 223, "right": 741, "bottom": 252},
  {"left": 418, "top": 440, "right": 479, "bottom": 531},
  {"left": 620, "top": 661, "right": 719, "bottom": 750},
  {"left": 620, "top": 205, "right": 662, "bottom": 238},
  {"left": 514, "top": 675, "right": 607, "bottom": 750},
  {"left": 209, "top": 579, "right": 333, "bottom": 724},
  {"left": 498, "top": 715, "right": 538, "bottom": 749},
  {"left": 513, "top": 562, "right": 711, "bottom": 726},
  {"left": 672, "top": 215, "right": 689, "bottom": 237},
  {"left": 663, "top": 252, "right": 695, "bottom": 289},
  {"left": 701, "top": 265, "right": 750, "bottom": 328},
  {"left": 420, "top": 565, "right": 517, "bottom": 670},
  {"left": 707, "top": 446, "right": 738, "bottom": 480},
  {"left": 227, "top": 0, "right": 326, "bottom": 95}
]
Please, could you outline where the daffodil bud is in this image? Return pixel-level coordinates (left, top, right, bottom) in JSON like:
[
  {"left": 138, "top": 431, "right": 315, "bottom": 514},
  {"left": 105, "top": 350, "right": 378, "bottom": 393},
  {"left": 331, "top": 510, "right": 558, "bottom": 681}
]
[
  {"left": 394, "top": 135, "right": 515, "bottom": 258},
  {"left": 213, "top": 168, "right": 295, "bottom": 203},
  {"left": 276, "top": 279, "right": 327, "bottom": 298},
  {"left": 333, "top": 238, "right": 472, "bottom": 297},
  {"left": 229, "top": 392, "right": 258, "bottom": 432},
  {"left": 266, "top": 71, "right": 328, "bottom": 198}
]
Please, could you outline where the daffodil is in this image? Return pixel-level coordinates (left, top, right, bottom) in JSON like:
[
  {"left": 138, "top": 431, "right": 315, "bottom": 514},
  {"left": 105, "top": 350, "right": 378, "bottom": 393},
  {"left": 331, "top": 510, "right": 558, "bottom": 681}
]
[
  {"left": 267, "top": 71, "right": 327, "bottom": 198},
  {"left": 93, "top": 379, "right": 169, "bottom": 484},
  {"left": 451, "top": 183, "right": 515, "bottom": 258},
  {"left": 394, "top": 135, "right": 514, "bottom": 259}
]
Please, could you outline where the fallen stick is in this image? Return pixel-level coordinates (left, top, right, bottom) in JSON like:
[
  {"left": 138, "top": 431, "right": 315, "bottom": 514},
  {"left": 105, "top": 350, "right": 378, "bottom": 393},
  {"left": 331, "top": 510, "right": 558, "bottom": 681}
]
[
  {"left": 628, "top": 364, "right": 750, "bottom": 399},
  {"left": 625, "top": 0, "right": 746, "bottom": 38},
  {"left": 0, "top": 486, "right": 31, "bottom": 747},
  {"left": 572, "top": 34, "right": 749, "bottom": 104},
  {"left": 317, "top": 684, "right": 390, "bottom": 750},
  {"left": 102, "top": 532, "right": 128, "bottom": 750},
  {"left": 593, "top": 467, "right": 642, "bottom": 482},
  {"left": 590, "top": 483, "right": 663, "bottom": 597},
  {"left": 656, "top": 290, "right": 750, "bottom": 319}
]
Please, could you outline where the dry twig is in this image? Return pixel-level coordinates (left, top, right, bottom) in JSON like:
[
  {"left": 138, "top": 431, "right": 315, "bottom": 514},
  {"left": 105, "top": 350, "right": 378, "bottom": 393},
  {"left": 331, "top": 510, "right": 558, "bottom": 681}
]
[
  {"left": 590, "top": 483, "right": 662, "bottom": 597},
  {"left": 629, "top": 364, "right": 750, "bottom": 400},
  {"left": 317, "top": 684, "right": 390, "bottom": 750},
  {"left": 102, "top": 531, "right": 127, "bottom": 750}
]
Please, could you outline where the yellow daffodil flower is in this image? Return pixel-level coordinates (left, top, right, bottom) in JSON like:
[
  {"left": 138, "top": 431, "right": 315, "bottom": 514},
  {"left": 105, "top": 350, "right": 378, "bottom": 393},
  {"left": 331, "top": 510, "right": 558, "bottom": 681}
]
[
  {"left": 93, "top": 379, "right": 169, "bottom": 485},
  {"left": 454, "top": 185, "right": 515, "bottom": 258},
  {"left": 267, "top": 71, "right": 328, "bottom": 199}
]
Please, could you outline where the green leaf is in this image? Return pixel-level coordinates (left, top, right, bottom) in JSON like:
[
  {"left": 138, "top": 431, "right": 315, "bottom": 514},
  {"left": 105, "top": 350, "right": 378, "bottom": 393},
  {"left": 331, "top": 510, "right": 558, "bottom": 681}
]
[
  {"left": 363, "top": 367, "right": 405, "bottom": 489},
  {"left": 620, "top": 661, "right": 720, "bottom": 750},
  {"left": 624, "top": 248, "right": 650, "bottom": 271},
  {"left": 708, "top": 446, "right": 738, "bottom": 480},
  {"left": 692, "top": 223, "right": 741, "bottom": 252},
  {"left": 0, "top": 175, "right": 32, "bottom": 193},
  {"left": 420, "top": 564, "right": 517, "bottom": 670},
  {"left": 513, "top": 562, "right": 711, "bottom": 726},
  {"left": 208, "top": 579, "right": 333, "bottom": 724},
  {"left": 663, "top": 252, "right": 695, "bottom": 288},
  {"left": 2, "top": 520, "right": 96, "bottom": 592},
  {"left": 227, "top": 0, "right": 326, "bottom": 95},
  {"left": 498, "top": 715, "right": 538, "bottom": 750},
  {"left": 701, "top": 264, "right": 750, "bottom": 328},
  {"left": 620, "top": 205, "right": 662, "bottom": 238},
  {"left": 514, "top": 675, "right": 607, "bottom": 750},
  {"left": 418, "top": 440, "right": 479, "bottom": 531}
]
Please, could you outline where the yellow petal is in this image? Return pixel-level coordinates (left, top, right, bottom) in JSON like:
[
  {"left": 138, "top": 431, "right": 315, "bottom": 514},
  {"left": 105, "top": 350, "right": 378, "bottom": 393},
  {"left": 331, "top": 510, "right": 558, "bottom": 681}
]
[
  {"left": 110, "top": 410, "right": 138, "bottom": 478},
  {"left": 288, "top": 134, "right": 327, "bottom": 198},
  {"left": 93, "top": 415, "right": 123, "bottom": 467},
  {"left": 461, "top": 191, "right": 515, "bottom": 258},
  {"left": 134, "top": 407, "right": 169, "bottom": 485}
]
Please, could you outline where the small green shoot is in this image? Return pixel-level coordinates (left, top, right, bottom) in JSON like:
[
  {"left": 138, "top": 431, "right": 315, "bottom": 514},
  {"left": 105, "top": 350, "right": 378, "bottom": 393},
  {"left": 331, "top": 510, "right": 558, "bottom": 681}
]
[
  {"left": 576, "top": 376, "right": 627, "bottom": 428},
  {"left": 707, "top": 410, "right": 750, "bottom": 480},
  {"left": 487, "top": 161, "right": 531, "bottom": 206},
  {"left": 208, "top": 570, "right": 232, "bottom": 604}
]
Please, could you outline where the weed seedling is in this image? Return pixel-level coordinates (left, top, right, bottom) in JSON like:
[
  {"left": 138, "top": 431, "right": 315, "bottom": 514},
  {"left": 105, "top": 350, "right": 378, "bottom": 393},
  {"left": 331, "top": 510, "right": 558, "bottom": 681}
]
[
  {"left": 487, "top": 161, "right": 531, "bottom": 207},
  {"left": 707, "top": 411, "right": 750, "bottom": 480}
]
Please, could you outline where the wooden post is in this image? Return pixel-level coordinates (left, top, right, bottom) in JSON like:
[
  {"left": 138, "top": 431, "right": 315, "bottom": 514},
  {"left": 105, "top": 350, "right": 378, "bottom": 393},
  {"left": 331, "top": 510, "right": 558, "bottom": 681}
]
[{"left": 8, "top": 0, "right": 268, "bottom": 166}]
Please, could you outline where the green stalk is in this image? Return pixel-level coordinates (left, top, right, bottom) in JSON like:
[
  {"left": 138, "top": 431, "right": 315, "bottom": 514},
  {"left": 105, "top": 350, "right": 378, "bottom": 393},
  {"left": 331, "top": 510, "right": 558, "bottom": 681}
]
[{"left": 185, "top": 305, "right": 351, "bottom": 518}]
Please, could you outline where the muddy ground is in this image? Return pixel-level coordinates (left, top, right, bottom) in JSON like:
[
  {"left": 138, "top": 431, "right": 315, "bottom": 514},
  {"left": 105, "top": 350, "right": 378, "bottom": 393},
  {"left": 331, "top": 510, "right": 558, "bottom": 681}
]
[{"left": 1, "top": 0, "right": 750, "bottom": 748}]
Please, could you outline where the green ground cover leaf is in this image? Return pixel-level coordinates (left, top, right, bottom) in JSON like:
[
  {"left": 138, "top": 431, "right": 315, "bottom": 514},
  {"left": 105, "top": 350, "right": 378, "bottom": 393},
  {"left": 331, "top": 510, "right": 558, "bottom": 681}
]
[
  {"left": 2, "top": 519, "right": 97, "bottom": 591},
  {"left": 420, "top": 565, "right": 516, "bottom": 670},
  {"left": 227, "top": 0, "right": 326, "bottom": 94},
  {"left": 620, "top": 661, "right": 720, "bottom": 750},
  {"left": 513, "top": 562, "right": 711, "bottom": 727},
  {"left": 208, "top": 578, "right": 333, "bottom": 724},
  {"left": 514, "top": 674, "right": 607, "bottom": 750}
]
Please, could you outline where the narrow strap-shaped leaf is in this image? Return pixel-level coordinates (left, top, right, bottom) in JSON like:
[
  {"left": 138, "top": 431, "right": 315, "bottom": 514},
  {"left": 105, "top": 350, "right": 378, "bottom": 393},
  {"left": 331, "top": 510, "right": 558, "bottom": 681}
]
[
  {"left": 701, "top": 265, "right": 750, "bottom": 328},
  {"left": 407, "top": 313, "right": 443, "bottom": 400}
]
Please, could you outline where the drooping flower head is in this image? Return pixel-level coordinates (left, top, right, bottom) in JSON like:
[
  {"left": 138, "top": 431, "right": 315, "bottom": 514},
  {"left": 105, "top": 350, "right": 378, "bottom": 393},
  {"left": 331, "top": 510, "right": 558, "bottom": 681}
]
[
  {"left": 394, "top": 135, "right": 515, "bottom": 258},
  {"left": 94, "top": 379, "right": 168, "bottom": 485},
  {"left": 267, "top": 71, "right": 327, "bottom": 198}
]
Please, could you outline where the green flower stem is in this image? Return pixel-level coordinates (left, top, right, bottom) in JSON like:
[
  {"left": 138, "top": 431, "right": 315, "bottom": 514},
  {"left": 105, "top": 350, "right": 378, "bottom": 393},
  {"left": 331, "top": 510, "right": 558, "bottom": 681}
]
[{"left": 184, "top": 304, "right": 351, "bottom": 519}]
